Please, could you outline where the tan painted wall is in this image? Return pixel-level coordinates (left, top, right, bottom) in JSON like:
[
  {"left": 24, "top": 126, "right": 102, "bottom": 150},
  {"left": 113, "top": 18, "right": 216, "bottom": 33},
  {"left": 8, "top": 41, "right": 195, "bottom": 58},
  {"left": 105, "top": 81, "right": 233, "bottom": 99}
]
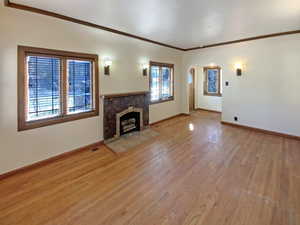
[
  {"left": 183, "top": 34, "right": 300, "bottom": 136},
  {"left": 0, "top": 4, "right": 183, "bottom": 174}
]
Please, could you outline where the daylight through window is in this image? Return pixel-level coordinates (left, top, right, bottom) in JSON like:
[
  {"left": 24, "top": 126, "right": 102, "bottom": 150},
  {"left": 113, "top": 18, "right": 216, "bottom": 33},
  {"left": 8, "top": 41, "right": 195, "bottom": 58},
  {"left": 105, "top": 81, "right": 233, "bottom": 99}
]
[
  {"left": 203, "top": 66, "right": 222, "bottom": 97},
  {"left": 150, "top": 62, "right": 174, "bottom": 103},
  {"left": 18, "top": 46, "right": 99, "bottom": 131}
]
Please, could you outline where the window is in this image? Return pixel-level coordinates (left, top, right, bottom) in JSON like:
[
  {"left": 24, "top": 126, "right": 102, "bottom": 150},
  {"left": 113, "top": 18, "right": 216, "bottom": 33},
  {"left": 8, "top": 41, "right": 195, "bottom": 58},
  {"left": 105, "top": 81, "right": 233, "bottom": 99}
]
[
  {"left": 149, "top": 61, "right": 174, "bottom": 104},
  {"left": 203, "top": 66, "right": 222, "bottom": 97},
  {"left": 18, "top": 46, "right": 99, "bottom": 131}
]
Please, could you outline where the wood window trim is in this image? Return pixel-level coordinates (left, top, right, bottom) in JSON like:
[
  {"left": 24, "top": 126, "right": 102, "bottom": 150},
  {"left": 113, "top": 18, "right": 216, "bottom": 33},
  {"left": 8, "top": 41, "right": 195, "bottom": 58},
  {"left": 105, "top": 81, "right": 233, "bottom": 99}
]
[
  {"left": 203, "top": 66, "right": 222, "bottom": 97},
  {"left": 18, "top": 46, "right": 99, "bottom": 131},
  {"left": 149, "top": 61, "right": 175, "bottom": 105}
]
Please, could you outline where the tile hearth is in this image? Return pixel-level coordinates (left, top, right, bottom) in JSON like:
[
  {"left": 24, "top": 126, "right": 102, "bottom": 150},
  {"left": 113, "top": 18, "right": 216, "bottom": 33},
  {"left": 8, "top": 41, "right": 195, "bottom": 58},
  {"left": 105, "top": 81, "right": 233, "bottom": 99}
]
[{"left": 105, "top": 128, "right": 159, "bottom": 153}]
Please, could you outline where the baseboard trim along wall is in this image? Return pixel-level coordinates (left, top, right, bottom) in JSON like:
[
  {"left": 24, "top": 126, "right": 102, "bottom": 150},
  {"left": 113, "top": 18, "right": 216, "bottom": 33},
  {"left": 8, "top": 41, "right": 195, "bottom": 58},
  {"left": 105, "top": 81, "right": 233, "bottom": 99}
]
[
  {"left": 221, "top": 121, "right": 300, "bottom": 140},
  {"left": 1, "top": 112, "right": 189, "bottom": 180},
  {"left": 196, "top": 108, "right": 222, "bottom": 114},
  {"left": 150, "top": 113, "right": 189, "bottom": 126},
  {"left": 0, "top": 141, "right": 104, "bottom": 180}
]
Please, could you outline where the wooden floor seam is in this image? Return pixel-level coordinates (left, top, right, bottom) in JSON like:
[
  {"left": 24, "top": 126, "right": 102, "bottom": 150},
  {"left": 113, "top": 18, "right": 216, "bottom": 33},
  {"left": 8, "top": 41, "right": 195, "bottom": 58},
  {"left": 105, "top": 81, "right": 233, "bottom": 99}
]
[{"left": 0, "top": 111, "right": 299, "bottom": 225}]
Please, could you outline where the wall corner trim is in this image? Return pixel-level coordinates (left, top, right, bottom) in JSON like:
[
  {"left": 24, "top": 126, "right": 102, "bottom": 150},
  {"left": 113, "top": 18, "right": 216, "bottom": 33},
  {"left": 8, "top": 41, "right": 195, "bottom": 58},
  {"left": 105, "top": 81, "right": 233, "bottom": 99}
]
[{"left": 4, "top": 0, "right": 10, "bottom": 6}]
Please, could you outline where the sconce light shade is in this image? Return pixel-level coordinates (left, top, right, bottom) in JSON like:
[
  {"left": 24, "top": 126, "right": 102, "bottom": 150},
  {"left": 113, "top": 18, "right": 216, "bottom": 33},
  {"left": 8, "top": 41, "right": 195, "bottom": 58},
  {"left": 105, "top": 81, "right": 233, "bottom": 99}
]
[
  {"left": 143, "top": 68, "right": 147, "bottom": 76},
  {"left": 104, "top": 60, "right": 112, "bottom": 67},
  {"left": 104, "top": 65, "right": 110, "bottom": 75},
  {"left": 142, "top": 64, "right": 148, "bottom": 76},
  {"left": 104, "top": 60, "right": 112, "bottom": 75},
  {"left": 234, "top": 63, "right": 243, "bottom": 76}
]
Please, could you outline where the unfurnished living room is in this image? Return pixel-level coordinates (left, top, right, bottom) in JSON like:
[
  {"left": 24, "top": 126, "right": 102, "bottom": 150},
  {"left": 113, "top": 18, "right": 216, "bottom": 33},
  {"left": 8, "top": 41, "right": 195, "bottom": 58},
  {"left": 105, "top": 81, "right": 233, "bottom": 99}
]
[{"left": 0, "top": 0, "right": 300, "bottom": 224}]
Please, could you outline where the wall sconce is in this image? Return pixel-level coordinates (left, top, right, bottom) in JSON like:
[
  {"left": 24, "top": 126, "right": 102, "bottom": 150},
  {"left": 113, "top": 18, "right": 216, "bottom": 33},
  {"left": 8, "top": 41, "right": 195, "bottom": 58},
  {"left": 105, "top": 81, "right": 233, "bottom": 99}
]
[
  {"left": 104, "top": 59, "right": 112, "bottom": 75},
  {"left": 142, "top": 64, "right": 148, "bottom": 76},
  {"left": 235, "top": 63, "right": 242, "bottom": 76}
]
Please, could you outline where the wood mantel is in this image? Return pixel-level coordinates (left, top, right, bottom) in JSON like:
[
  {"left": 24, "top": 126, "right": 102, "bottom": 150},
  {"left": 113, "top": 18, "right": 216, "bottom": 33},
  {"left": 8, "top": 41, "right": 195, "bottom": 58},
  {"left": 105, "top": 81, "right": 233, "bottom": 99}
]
[{"left": 101, "top": 91, "right": 149, "bottom": 99}]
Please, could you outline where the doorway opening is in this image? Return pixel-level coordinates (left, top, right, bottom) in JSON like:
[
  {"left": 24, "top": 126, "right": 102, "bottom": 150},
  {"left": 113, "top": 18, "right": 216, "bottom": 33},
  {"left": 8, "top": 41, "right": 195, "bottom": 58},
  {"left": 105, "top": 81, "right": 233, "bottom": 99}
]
[
  {"left": 187, "top": 66, "right": 223, "bottom": 114},
  {"left": 188, "top": 68, "right": 195, "bottom": 112}
]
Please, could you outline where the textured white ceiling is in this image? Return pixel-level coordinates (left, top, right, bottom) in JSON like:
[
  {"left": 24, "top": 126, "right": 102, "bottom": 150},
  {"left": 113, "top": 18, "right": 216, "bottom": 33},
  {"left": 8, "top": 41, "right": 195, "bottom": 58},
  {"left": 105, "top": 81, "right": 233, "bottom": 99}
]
[{"left": 13, "top": 0, "right": 300, "bottom": 48}]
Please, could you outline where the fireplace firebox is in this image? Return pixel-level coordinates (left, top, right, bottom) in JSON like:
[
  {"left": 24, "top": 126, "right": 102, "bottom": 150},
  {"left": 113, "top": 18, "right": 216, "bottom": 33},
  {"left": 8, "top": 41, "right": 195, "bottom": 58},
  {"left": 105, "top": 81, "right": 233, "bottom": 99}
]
[
  {"left": 115, "top": 106, "right": 143, "bottom": 138},
  {"left": 120, "top": 112, "right": 140, "bottom": 135}
]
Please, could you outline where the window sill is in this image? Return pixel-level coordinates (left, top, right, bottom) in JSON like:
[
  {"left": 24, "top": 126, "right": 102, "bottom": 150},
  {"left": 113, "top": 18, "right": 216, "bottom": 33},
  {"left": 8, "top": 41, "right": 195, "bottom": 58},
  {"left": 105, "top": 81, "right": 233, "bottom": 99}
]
[
  {"left": 204, "top": 93, "right": 222, "bottom": 97},
  {"left": 18, "top": 110, "right": 99, "bottom": 131},
  {"left": 150, "top": 97, "right": 174, "bottom": 105}
]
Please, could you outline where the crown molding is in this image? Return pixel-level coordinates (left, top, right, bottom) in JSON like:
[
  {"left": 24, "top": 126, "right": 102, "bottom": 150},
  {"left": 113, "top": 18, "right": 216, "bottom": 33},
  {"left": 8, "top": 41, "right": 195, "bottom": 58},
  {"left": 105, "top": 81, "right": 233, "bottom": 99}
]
[
  {"left": 4, "top": 0, "right": 185, "bottom": 51},
  {"left": 4, "top": 0, "right": 300, "bottom": 51},
  {"left": 185, "top": 30, "right": 300, "bottom": 51}
]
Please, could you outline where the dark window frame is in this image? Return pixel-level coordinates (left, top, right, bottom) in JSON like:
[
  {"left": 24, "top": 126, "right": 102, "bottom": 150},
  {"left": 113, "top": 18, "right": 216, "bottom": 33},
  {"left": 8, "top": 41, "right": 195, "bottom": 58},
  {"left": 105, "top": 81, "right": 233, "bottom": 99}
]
[
  {"left": 203, "top": 66, "right": 222, "bottom": 97},
  {"left": 149, "top": 61, "right": 174, "bottom": 104},
  {"left": 18, "top": 46, "right": 99, "bottom": 131}
]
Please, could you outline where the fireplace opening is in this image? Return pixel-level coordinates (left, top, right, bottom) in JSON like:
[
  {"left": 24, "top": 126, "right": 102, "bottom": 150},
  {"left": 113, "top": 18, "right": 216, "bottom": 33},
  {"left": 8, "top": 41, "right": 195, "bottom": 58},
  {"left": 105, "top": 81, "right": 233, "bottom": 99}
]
[{"left": 120, "top": 112, "right": 140, "bottom": 136}]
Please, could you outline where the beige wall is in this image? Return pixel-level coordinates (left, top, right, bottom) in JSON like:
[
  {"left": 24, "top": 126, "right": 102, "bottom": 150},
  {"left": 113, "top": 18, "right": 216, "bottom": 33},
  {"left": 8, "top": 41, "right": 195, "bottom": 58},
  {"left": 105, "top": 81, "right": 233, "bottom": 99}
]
[
  {"left": 183, "top": 34, "right": 300, "bottom": 136},
  {"left": 0, "top": 5, "right": 183, "bottom": 174}
]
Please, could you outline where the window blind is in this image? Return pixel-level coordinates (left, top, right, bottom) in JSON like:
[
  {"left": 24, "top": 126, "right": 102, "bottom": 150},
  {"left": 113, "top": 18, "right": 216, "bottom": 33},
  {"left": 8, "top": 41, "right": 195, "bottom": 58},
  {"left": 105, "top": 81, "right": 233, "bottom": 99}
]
[{"left": 27, "top": 56, "right": 61, "bottom": 121}]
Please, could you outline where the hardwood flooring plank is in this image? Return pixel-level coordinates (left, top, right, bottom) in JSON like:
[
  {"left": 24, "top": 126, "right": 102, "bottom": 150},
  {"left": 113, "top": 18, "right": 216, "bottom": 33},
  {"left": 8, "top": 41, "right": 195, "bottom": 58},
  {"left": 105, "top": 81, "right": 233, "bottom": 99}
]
[{"left": 0, "top": 111, "right": 299, "bottom": 225}]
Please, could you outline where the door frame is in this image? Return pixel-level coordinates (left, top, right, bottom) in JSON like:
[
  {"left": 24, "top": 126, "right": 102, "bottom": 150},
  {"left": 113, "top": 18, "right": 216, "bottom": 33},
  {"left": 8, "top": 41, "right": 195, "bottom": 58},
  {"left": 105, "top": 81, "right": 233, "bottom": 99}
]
[{"left": 189, "top": 68, "right": 195, "bottom": 112}]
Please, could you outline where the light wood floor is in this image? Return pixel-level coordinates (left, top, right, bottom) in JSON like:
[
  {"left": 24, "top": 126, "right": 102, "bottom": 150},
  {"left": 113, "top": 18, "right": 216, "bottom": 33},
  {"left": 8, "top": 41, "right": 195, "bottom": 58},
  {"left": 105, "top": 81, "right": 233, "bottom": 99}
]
[{"left": 0, "top": 111, "right": 300, "bottom": 225}]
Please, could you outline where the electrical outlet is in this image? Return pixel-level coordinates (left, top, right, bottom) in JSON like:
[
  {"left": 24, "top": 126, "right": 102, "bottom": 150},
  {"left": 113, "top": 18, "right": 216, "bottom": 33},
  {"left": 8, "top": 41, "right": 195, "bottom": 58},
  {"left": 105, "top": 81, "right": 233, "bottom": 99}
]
[{"left": 234, "top": 116, "right": 238, "bottom": 122}]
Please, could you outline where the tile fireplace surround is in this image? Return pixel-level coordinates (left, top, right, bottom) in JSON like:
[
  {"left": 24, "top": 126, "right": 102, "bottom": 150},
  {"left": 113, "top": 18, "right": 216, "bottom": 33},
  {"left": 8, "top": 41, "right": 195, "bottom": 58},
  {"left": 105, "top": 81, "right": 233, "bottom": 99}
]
[{"left": 102, "top": 91, "right": 150, "bottom": 140}]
